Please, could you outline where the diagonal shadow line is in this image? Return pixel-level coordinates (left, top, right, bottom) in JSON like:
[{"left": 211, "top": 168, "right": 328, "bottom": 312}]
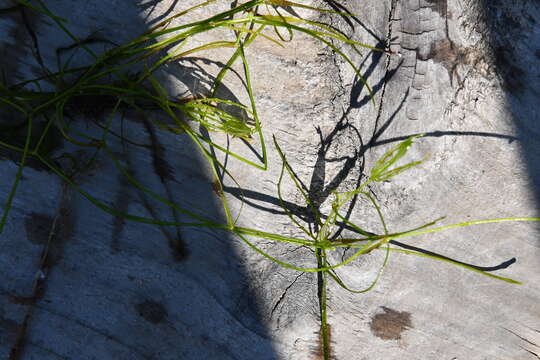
[
  {"left": 479, "top": 1, "right": 540, "bottom": 222},
  {"left": 0, "top": 2, "right": 280, "bottom": 359},
  {"left": 4, "top": 2, "right": 533, "bottom": 358}
]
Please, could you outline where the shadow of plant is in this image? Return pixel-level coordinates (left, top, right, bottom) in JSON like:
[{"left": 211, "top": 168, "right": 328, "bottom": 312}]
[{"left": 0, "top": 2, "right": 538, "bottom": 360}]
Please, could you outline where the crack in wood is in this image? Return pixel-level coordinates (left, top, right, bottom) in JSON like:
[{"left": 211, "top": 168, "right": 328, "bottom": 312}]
[
  {"left": 271, "top": 272, "right": 305, "bottom": 318},
  {"left": 504, "top": 327, "right": 540, "bottom": 349}
]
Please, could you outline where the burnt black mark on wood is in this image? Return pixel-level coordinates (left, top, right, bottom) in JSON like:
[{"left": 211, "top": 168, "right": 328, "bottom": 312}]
[
  {"left": 135, "top": 300, "right": 168, "bottom": 324},
  {"left": 370, "top": 306, "right": 412, "bottom": 341}
]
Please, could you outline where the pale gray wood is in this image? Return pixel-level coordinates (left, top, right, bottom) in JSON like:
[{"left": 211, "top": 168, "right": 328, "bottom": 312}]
[{"left": 0, "top": 0, "right": 538, "bottom": 359}]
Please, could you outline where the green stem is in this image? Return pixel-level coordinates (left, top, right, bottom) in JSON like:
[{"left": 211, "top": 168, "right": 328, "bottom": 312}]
[{"left": 317, "top": 247, "right": 331, "bottom": 360}]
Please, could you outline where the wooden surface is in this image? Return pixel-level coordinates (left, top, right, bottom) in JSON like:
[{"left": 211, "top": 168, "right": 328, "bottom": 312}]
[{"left": 0, "top": 0, "right": 539, "bottom": 359}]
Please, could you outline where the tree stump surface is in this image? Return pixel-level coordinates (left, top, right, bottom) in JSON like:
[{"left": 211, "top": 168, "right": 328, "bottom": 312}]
[{"left": 0, "top": 1, "right": 539, "bottom": 359}]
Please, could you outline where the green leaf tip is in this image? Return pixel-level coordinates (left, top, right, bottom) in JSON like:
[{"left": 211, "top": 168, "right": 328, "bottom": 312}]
[{"left": 370, "top": 134, "right": 425, "bottom": 182}]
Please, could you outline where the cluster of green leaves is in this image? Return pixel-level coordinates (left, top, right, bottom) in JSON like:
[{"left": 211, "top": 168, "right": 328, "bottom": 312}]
[{"left": 1, "top": 1, "right": 538, "bottom": 359}]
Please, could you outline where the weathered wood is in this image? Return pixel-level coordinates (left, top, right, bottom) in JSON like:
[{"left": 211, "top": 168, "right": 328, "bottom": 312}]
[{"left": 0, "top": 0, "right": 538, "bottom": 359}]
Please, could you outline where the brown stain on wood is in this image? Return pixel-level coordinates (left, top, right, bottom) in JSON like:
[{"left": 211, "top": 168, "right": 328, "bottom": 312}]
[
  {"left": 425, "top": 39, "right": 474, "bottom": 71},
  {"left": 426, "top": 39, "right": 495, "bottom": 88},
  {"left": 370, "top": 306, "right": 412, "bottom": 341},
  {"left": 427, "top": 37, "right": 525, "bottom": 94}
]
